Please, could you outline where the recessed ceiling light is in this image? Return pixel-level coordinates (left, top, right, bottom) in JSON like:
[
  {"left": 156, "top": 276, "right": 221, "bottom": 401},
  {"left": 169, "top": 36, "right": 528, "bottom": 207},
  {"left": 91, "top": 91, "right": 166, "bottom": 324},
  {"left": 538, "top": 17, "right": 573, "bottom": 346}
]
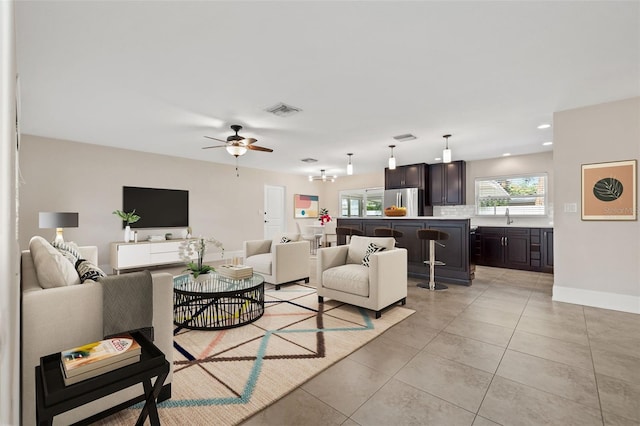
[
  {"left": 543, "top": 141, "right": 553, "bottom": 146},
  {"left": 502, "top": 153, "right": 511, "bottom": 157},
  {"left": 537, "top": 123, "right": 551, "bottom": 129},
  {"left": 434, "top": 157, "right": 442, "bottom": 161}
]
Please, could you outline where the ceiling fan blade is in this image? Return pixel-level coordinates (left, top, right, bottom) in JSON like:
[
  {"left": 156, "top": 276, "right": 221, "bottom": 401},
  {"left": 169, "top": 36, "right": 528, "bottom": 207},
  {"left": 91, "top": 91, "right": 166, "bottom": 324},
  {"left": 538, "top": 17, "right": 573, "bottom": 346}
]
[
  {"left": 248, "top": 145, "right": 273, "bottom": 152},
  {"left": 243, "top": 138, "right": 258, "bottom": 145},
  {"left": 202, "top": 145, "right": 228, "bottom": 149},
  {"left": 204, "top": 136, "right": 227, "bottom": 143}
]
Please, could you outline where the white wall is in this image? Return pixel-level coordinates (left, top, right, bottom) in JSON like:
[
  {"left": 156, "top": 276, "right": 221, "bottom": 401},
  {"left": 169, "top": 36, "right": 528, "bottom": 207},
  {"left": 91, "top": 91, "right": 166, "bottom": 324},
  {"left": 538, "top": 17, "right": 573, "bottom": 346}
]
[
  {"left": 553, "top": 97, "right": 640, "bottom": 313},
  {"left": 19, "top": 135, "right": 332, "bottom": 271},
  {"left": 1, "top": 0, "right": 21, "bottom": 423}
]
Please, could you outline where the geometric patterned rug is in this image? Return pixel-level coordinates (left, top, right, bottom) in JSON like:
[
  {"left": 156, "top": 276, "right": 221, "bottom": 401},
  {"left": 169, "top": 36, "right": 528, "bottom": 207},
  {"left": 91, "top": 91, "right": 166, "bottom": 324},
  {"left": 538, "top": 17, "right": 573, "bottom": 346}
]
[{"left": 99, "top": 282, "right": 414, "bottom": 425}]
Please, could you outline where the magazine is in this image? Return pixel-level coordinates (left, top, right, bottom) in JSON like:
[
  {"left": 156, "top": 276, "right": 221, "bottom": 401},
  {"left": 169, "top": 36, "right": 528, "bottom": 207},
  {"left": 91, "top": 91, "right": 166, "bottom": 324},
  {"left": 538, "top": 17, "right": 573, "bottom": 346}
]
[
  {"left": 60, "top": 334, "right": 141, "bottom": 378},
  {"left": 61, "top": 355, "right": 140, "bottom": 385}
]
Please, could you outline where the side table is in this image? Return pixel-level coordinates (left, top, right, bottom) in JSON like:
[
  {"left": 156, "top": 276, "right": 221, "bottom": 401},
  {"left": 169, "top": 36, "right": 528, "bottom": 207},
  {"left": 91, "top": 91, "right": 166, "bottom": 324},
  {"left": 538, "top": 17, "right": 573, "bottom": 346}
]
[{"left": 35, "top": 331, "right": 169, "bottom": 426}]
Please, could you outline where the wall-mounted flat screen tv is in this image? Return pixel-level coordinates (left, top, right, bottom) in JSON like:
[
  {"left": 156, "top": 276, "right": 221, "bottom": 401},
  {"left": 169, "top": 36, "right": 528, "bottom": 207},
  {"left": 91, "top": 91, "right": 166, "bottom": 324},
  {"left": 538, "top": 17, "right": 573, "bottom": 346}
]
[{"left": 122, "top": 186, "right": 189, "bottom": 229}]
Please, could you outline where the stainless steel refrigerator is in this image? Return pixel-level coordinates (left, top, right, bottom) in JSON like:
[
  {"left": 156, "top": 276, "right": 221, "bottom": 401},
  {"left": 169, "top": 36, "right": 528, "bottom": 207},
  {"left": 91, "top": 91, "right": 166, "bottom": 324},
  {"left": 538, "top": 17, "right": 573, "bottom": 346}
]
[{"left": 383, "top": 188, "right": 422, "bottom": 217}]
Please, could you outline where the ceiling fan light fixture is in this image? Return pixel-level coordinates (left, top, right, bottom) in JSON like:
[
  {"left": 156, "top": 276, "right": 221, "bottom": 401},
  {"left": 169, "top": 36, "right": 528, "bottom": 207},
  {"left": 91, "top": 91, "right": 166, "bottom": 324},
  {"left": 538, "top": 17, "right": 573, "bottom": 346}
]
[
  {"left": 347, "top": 153, "right": 354, "bottom": 175},
  {"left": 388, "top": 145, "right": 396, "bottom": 170},
  {"left": 442, "top": 134, "right": 452, "bottom": 163},
  {"left": 226, "top": 144, "right": 247, "bottom": 157}
]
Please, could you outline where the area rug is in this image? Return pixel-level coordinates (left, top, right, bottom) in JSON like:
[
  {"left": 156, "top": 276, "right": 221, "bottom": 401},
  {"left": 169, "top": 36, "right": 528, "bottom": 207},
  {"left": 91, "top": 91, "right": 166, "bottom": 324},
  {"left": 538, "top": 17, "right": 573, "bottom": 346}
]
[{"left": 100, "top": 283, "right": 414, "bottom": 425}]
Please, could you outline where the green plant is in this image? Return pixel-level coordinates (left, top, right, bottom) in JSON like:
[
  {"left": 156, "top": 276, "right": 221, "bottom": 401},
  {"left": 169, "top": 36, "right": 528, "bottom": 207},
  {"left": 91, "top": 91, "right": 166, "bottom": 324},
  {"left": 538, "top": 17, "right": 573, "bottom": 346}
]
[
  {"left": 112, "top": 209, "right": 141, "bottom": 226},
  {"left": 179, "top": 237, "right": 224, "bottom": 277}
]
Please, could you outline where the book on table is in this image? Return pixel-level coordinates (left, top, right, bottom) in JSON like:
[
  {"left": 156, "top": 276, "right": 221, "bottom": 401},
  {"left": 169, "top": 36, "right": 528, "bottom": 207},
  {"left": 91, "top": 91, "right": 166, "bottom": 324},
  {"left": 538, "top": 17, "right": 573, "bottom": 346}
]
[
  {"left": 217, "top": 264, "right": 253, "bottom": 279},
  {"left": 60, "top": 333, "right": 141, "bottom": 385}
]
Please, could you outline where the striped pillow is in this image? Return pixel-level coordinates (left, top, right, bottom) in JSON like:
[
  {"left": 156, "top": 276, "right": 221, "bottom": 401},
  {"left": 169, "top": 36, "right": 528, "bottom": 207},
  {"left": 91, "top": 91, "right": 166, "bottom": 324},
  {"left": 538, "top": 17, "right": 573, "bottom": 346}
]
[{"left": 362, "top": 243, "right": 386, "bottom": 267}]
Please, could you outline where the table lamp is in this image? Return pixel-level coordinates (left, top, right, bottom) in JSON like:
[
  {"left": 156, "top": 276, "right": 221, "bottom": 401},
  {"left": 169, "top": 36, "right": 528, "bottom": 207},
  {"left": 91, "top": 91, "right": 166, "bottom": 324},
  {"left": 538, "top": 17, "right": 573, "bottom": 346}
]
[{"left": 39, "top": 212, "right": 79, "bottom": 243}]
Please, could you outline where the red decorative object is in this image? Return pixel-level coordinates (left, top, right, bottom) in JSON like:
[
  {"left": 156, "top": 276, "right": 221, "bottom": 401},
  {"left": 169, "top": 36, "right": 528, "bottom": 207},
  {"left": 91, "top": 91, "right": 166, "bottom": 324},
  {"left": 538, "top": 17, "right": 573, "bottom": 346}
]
[{"left": 318, "top": 208, "right": 332, "bottom": 225}]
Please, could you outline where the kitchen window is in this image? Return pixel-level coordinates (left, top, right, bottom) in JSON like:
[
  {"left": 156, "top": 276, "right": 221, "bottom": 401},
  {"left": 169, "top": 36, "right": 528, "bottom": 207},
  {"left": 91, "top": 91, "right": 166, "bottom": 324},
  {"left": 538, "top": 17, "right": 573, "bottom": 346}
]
[
  {"left": 339, "top": 188, "right": 383, "bottom": 217},
  {"left": 475, "top": 174, "right": 547, "bottom": 216}
]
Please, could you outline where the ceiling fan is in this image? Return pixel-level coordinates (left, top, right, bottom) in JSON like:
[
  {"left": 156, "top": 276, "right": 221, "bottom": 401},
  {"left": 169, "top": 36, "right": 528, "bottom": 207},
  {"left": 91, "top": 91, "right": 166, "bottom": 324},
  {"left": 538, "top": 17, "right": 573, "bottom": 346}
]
[{"left": 202, "top": 124, "right": 273, "bottom": 157}]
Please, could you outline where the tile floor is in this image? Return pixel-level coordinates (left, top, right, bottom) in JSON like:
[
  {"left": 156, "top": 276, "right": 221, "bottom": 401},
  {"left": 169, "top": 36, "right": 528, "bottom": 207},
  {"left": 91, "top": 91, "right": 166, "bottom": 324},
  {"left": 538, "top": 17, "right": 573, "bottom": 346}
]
[{"left": 238, "top": 264, "right": 640, "bottom": 426}]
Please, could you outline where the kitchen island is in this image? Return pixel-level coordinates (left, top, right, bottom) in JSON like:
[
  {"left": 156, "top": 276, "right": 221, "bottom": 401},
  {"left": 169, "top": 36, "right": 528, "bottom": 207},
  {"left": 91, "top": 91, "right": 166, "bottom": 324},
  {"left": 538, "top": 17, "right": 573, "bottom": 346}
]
[{"left": 336, "top": 217, "right": 474, "bottom": 286}]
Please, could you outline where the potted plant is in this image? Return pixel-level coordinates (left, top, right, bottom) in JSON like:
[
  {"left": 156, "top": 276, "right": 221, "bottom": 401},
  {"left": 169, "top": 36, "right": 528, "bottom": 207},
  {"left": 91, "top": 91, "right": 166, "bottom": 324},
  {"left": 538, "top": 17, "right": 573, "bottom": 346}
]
[
  {"left": 112, "top": 209, "right": 141, "bottom": 242},
  {"left": 179, "top": 237, "right": 224, "bottom": 280},
  {"left": 318, "top": 208, "right": 332, "bottom": 225}
]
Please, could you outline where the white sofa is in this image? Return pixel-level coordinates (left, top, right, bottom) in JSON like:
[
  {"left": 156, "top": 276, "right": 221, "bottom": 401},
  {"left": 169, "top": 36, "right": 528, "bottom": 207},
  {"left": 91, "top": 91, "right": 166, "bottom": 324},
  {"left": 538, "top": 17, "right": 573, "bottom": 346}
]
[
  {"left": 21, "top": 242, "right": 174, "bottom": 425},
  {"left": 244, "top": 234, "right": 311, "bottom": 290},
  {"left": 317, "top": 235, "right": 408, "bottom": 318}
]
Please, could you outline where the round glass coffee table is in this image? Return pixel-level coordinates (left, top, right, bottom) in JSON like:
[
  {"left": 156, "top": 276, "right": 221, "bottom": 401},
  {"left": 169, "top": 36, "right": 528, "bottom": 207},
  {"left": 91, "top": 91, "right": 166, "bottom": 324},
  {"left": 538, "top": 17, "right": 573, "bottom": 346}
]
[{"left": 173, "top": 272, "right": 265, "bottom": 330}]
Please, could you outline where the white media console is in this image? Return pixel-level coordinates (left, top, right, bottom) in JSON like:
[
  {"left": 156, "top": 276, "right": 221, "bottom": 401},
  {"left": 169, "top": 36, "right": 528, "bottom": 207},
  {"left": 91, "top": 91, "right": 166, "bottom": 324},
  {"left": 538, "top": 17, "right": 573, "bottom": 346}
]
[
  {"left": 110, "top": 240, "right": 187, "bottom": 274},
  {"left": 110, "top": 239, "right": 242, "bottom": 274}
]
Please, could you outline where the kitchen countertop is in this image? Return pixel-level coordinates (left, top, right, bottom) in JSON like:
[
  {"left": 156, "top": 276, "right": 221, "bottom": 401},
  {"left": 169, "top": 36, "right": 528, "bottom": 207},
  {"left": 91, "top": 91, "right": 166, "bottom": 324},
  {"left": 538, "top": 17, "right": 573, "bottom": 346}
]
[{"left": 337, "top": 216, "right": 554, "bottom": 228}]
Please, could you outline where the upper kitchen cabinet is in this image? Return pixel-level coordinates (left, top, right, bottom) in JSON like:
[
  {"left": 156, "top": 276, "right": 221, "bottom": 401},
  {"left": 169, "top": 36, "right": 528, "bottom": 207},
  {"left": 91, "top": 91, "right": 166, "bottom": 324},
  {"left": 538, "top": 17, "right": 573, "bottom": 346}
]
[
  {"left": 385, "top": 163, "right": 427, "bottom": 190},
  {"left": 429, "top": 160, "right": 466, "bottom": 205}
]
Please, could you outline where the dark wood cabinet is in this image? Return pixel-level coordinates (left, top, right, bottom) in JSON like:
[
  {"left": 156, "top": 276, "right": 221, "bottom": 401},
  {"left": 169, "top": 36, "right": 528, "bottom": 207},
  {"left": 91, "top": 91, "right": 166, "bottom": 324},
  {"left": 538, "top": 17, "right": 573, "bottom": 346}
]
[
  {"left": 337, "top": 218, "right": 474, "bottom": 286},
  {"left": 477, "top": 227, "right": 530, "bottom": 269},
  {"left": 477, "top": 227, "right": 553, "bottom": 273},
  {"left": 542, "top": 228, "right": 554, "bottom": 272},
  {"left": 385, "top": 163, "right": 427, "bottom": 190},
  {"left": 429, "top": 161, "right": 466, "bottom": 205}
]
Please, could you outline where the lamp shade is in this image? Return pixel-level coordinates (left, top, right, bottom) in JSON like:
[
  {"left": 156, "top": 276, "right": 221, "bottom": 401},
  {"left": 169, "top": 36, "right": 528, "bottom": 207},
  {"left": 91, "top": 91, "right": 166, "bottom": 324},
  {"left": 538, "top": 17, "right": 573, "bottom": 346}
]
[
  {"left": 442, "top": 134, "right": 452, "bottom": 164},
  {"left": 388, "top": 145, "right": 396, "bottom": 170},
  {"left": 347, "top": 153, "right": 354, "bottom": 175},
  {"left": 226, "top": 145, "right": 248, "bottom": 157},
  {"left": 39, "top": 212, "right": 79, "bottom": 228}
]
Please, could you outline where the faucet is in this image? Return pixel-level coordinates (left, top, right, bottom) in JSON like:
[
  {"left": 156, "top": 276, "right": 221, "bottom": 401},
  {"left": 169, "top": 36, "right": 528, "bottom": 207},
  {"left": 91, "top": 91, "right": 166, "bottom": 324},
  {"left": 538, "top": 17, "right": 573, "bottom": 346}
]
[{"left": 505, "top": 208, "right": 514, "bottom": 225}]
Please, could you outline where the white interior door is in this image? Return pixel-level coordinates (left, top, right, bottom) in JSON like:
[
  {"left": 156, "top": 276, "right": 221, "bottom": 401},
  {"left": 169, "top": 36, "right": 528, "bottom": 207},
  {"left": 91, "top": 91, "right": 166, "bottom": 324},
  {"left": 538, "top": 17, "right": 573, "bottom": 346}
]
[{"left": 264, "top": 185, "right": 285, "bottom": 239}]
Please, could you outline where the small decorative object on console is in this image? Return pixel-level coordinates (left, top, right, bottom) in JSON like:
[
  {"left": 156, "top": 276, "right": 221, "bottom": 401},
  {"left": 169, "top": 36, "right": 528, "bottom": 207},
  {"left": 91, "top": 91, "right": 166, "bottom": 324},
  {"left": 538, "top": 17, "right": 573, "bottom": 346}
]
[{"left": 112, "top": 209, "right": 141, "bottom": 242}]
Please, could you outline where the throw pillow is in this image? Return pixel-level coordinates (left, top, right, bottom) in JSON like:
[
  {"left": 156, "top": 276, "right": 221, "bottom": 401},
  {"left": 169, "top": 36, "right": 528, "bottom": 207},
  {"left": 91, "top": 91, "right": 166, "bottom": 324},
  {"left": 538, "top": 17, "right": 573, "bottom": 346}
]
[
  {"left": 51, "top": 240, "right": 81, "bottom": 265},
  {"left": 75, "top": 259, "right": 106, "bottom": 283},
  {"left": 280, "top": 237, "right": 292, "bottom": 243},
  {"left": 362, "top": 243, "right": 386, "bottom": 267},
  {"left": 29, "top": 236, "right": 81, "bottom": 288}
]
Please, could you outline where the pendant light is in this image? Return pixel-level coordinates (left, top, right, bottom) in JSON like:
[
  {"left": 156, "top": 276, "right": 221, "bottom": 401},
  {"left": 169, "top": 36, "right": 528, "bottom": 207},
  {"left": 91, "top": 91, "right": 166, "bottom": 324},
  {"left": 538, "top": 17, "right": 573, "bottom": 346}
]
[
  {"left": 308, "top": 169, "right": 336, "bottom": 182},
  {"left": 346, "top": 153, "right": 354, "bottom": 175},
  {"left": 388, "top": 145, "right": 396, "bottom": 170},
  {"left": 442, "top": 134, "right": 452, "bottom": 163}
]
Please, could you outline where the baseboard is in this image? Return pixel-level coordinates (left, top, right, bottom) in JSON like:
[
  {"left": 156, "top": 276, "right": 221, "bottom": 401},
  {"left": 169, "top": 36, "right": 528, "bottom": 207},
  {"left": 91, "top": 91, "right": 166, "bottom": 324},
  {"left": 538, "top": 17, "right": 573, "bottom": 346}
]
[{"left": 553, "top": 286, "right": 640, "bottom": 314}]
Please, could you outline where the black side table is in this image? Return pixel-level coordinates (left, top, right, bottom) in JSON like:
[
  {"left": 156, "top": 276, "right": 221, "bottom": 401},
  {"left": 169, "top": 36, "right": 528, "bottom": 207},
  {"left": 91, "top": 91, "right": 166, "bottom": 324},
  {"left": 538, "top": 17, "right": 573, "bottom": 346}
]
[{"left": 35, "top": 331, "right": 169, "bottom": 426}]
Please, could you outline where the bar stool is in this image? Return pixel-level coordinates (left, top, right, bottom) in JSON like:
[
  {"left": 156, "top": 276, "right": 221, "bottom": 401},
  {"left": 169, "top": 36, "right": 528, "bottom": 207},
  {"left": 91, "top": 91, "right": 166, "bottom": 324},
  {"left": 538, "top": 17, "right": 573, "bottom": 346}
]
[
  {"left": 335, "top": 227, "right": 364, "bottom": 245},
  {"left": 416, "top": 229, "right": 449, "bottom": 291},
  {"left": 374, "top": 228, "right": 403, "bottom": 245}
]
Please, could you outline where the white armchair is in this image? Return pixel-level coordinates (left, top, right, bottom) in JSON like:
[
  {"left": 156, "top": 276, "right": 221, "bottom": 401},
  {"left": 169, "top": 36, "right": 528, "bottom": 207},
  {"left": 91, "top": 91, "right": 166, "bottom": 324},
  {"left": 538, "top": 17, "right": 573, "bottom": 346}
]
[
  {"left": 317, "top": 235, "right": 408, "bottom": 318},
  {"left": 244, "top": 234, "right": 311, "bottom": 290}
]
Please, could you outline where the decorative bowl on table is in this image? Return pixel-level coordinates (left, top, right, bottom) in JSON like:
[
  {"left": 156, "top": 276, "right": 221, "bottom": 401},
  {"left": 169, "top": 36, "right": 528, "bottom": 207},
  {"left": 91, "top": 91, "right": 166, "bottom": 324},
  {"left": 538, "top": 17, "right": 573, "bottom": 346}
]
[{"left": 384, "top": 206, "right": 407, "bottom": 217}]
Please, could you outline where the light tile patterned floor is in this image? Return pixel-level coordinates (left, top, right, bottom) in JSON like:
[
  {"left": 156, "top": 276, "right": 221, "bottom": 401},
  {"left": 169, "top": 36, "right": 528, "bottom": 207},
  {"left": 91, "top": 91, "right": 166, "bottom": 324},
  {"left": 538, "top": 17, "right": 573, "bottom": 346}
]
[{"left": 239, "top": 264, "right": 640, "bottom": 426}]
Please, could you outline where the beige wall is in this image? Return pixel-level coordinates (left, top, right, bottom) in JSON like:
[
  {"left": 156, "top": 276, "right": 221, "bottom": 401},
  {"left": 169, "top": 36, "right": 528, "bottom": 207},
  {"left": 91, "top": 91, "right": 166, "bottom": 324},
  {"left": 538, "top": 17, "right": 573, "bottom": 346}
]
[
  {"left": 553, "top": 97, "right": 640, "bottom": 313},
  {"left": 18, "top": 135, "right": 359, "bottom": 270}
]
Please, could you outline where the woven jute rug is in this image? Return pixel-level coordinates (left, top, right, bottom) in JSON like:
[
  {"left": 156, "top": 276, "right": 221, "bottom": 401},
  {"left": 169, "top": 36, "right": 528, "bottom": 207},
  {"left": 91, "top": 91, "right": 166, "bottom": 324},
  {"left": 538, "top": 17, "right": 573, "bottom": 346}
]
[{"left": 98, "top": 283, "right": 414, "bottom": 425}]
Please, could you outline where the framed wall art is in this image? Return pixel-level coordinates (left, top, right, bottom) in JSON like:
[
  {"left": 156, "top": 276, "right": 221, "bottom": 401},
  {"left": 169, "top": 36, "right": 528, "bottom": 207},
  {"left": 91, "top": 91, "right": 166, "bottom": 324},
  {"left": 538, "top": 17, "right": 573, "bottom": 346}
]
[
  {"left": 294, "top": 194, "right": 319, "bottom": 218},
  {"left": 581, "top": 160, "right": 637, "bottom": 221}
]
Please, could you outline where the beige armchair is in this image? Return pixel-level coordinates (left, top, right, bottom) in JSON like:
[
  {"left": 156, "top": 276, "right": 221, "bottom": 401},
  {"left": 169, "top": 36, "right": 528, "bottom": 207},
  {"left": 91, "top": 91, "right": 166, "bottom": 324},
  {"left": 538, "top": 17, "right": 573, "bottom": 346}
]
[
  {"left": 244, "top": 234, "right": 311, "bottom": 290},
  {"left": 317, "top": 235, "right": 408, "bottom": 318}
]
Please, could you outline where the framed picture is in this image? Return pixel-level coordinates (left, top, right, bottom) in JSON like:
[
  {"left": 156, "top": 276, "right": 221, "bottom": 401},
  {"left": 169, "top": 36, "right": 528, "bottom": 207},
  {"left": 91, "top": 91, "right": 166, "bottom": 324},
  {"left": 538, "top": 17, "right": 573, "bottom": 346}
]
[
  {"left": 294, "top": 194, "right": 319, "bottom": 218},
  {"left": 582, "top": 160, "right": 637, "bottom": 221}
]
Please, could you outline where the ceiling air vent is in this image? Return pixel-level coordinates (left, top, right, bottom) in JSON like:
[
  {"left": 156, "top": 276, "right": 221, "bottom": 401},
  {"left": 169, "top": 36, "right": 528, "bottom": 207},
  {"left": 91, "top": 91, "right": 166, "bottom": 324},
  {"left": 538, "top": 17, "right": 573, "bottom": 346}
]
[
  {"left": 265, "top": 102, "right": 302, "bottom": 117},
  {"left": 301, "top": 158, "right": 318, "bottom": 163},
  {"left": 393, "top": 133, "right": 417, "bottom": 142}
]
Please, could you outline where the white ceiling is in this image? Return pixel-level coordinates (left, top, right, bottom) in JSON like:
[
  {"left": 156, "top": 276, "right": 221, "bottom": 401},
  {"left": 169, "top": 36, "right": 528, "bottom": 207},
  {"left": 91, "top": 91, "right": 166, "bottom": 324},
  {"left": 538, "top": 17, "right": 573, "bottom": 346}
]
[{"left": 15, "top": 1, "right": 640, "bottom": 177}]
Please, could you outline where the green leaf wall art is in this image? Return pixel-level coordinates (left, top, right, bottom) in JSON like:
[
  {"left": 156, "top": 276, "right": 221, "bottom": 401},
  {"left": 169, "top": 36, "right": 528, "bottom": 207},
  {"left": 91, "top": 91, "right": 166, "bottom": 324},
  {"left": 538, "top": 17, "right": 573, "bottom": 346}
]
[{"left": 593, "top": 178, "right": 623, "bottom": 202}]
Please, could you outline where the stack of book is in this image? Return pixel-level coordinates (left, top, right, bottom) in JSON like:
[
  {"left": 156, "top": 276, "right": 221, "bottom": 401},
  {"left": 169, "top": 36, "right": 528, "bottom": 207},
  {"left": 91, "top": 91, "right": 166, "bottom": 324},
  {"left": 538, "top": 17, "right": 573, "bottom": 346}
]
[
  {"left": 217, "top": 264, "right": 253, "bottom": 280},
  {"left": 60, "top": 334, "right": 141, "bottom": 385}
]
